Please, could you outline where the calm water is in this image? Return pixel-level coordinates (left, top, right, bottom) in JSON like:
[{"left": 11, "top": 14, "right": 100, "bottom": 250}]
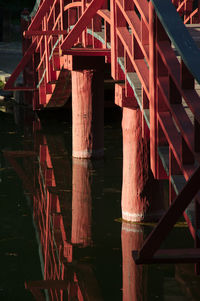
[{"left": 0, "top": 102, "right": 199, "bottom": 301}]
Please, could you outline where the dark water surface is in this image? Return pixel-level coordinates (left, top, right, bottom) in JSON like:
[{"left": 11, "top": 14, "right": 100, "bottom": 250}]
[{"left": 0, "top": 103, "right": 199, "bottom": 301}]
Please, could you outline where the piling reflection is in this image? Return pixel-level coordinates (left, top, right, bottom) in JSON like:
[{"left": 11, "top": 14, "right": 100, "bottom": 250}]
[
  {"left": 121, "top": 222, "right": 147, "bottom": 301},
  {"left": 72, "top": 159, "right": 92, "bottom": 247},
  {"left": 18, "top": 118, "right": 102, "bottom": 300}
]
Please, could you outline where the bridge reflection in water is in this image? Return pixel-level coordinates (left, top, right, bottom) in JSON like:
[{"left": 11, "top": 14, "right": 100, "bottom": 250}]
[{"left": 2, "top": 106, "right": 200, "bottom": 300}]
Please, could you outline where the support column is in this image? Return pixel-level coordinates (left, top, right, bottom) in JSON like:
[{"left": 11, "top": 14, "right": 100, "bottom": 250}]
[
  {"left": 71, "top": 158, "right": 92, "bottom": 247},
  {"left": 121, "top": 107, "right": 165, "bottom": 222},
  {"left": 72, "top": 68, "right": 104, "bottom": 158},
  {"left": 121, "top": 108, "right": 150, "bottom": 222}
]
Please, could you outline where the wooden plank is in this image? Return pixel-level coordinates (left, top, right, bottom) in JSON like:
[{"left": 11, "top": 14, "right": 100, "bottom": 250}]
[
  {"left": 62, "top": 48, "right": 110, "bottom": 56},
  {"left": 151, "top": 0, "right": 200, "bottom": 84},
  {"left": 24, "top": 30, "right": 68, "bottom": 37}
]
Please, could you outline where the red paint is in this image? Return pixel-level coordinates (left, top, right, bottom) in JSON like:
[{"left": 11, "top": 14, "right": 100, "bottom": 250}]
[
  {"left": 121, "top": 108, "right": 165, "bottom": 222},
  {"left": 149, "top": 2, "right": 158, "bottom": 179},
  {"left": 121, "top": 108, "right": 149, "bottom": 222},
  {"left": 72, "top": 69, "right": 104, "bottom": 158}
]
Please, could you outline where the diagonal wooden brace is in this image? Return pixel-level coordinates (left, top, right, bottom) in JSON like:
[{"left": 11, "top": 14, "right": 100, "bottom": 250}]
[
  {"left": 61, "top": 0, "right": 106, "bottom": 51},
  {"left": 133, "top": 164, "right": 200, "bottom": 262},
  {"left": 4, "top": 41, "right": 37, "bottom": 91}
]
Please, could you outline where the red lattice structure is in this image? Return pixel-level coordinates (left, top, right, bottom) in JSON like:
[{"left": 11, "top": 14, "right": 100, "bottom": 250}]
[{"left": 4, "top": 0, "right": 200, "bottom": 265}]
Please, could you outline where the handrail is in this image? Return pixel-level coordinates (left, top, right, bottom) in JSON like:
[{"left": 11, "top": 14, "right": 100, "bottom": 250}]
[{"left": 152, "top": 0, "right": 200, "bottom": 84}]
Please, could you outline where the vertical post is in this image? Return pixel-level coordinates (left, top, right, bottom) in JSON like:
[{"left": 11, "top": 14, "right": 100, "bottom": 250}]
[
  {"left": 44, "top": 14, "right": 50, "bottom": 83},
  {"left": 82, "top": 0, "right": 87, "bottom": 46},
  {"left": 71, "top": 159, "right": 92, "bottom": 246},
  {"left": 149, "top": 2, "right": 158, "bottom": 179},
  {"left": 121, "top": 107, "right": 165, "bottom": 222},
  {"left": 71, "top": 66, "right": 104, "bottom": 158},
  {"left": 110, "top": 0, "right": 117, "bottom": 79},
  {"left": 121, "top": 108, "right": 149, "bottom": 222}
]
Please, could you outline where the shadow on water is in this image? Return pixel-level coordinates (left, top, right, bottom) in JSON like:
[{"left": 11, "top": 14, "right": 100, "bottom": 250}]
[{"left": 0, "top": 103, "right": 200, "bottom": 300}]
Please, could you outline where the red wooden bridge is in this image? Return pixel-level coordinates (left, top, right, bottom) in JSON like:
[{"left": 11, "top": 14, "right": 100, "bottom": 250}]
[{"left": 4, "top": 0, "right": 200, "bottom": 265}]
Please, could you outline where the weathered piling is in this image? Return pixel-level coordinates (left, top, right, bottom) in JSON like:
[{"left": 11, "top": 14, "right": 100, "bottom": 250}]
[
  {"left": 121, "top": 108, "right": 150, "bottom": 221},
  {"left": 72, "top": 67, "right": 104, "bottom": 158},
  {"left": 121, "top": 108, "right": 166, "bottom": 222}
]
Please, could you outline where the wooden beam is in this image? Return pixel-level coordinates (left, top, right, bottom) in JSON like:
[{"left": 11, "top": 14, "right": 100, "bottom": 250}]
[
  {"left": 62, "top": 48, "right": 110, "bottom": 56},
  {"left": 24, "top": 30, "right": 68, "bottom": 37},
  {"left": 149, "top": 2, "right": 158, "bottom": 178},
  {"left": 4, "top": 41, "right": 37, "bottom": 91}
]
